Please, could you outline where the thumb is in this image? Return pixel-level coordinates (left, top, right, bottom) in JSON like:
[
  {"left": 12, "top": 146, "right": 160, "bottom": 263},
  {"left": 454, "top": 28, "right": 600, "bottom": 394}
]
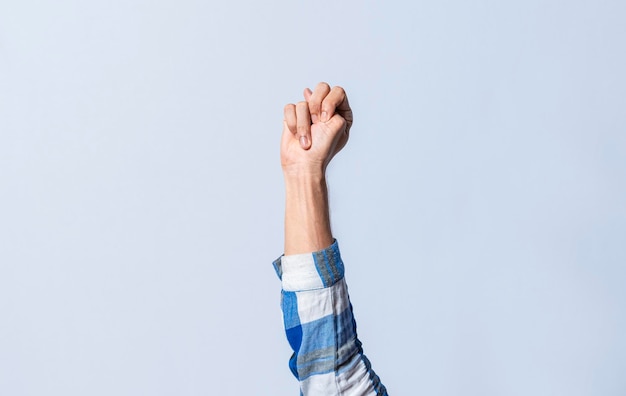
[
  {"left": 295, "top": 101, "right": 312, "bottom": 150},
  {"left": 324, "top": 113, "right": 348, "bottom": 138}
]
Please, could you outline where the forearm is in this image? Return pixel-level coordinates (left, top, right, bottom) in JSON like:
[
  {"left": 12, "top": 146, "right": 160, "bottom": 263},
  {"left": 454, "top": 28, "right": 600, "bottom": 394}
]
[{"left": 283, "top": 169, "right": 333, "bottom": 255}]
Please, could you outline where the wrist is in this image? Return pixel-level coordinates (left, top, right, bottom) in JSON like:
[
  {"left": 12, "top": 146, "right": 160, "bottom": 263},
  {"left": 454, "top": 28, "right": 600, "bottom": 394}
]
[
  {"left": 282, "top": 163, "right": 326, "bottom": 182},
  {"left": 283, "top": 171, "right": 327, "bottom": 202}
]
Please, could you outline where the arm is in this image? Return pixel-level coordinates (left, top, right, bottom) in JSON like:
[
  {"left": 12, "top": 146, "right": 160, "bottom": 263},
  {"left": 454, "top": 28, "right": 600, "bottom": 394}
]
[{"left": 273, "top": 83, "right": 388, "bottom": 395}]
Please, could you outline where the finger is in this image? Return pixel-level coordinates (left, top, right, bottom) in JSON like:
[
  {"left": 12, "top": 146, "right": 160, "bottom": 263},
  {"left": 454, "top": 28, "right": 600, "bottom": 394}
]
[
  {"left": 284, "top": 103, "right": 297, "bottom": 135},
  {"left": 337, "top": 94, "right": 353, "bottom": 133},
  {"left": 321, "top": 86, "right": 352, "bottom": 131},
  {"left": 325, "top": 113, "right": 348, "bottom": 137},
  {"left": 303, "top": 87, "right": 313, "bottom": 101},
  {"left": 307, "top": 82, "right": 331, "bottom": 124},
  {"left": 295, "top": 101, "right": 312, "bottom": 149},
  {"left": 327, "top": 113, "right": 349, "bottom": 154}
]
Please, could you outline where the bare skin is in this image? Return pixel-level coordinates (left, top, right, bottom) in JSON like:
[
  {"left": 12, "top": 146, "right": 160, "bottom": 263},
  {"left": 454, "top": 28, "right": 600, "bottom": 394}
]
[{"left": 281, "top": 82, "right": 353, "bottom": 255}]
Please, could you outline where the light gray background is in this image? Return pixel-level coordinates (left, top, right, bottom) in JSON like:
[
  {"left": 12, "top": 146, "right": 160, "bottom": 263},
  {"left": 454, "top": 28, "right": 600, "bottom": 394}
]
[{"left": 1, "top": 0, "right": 625, "bottom": 395}]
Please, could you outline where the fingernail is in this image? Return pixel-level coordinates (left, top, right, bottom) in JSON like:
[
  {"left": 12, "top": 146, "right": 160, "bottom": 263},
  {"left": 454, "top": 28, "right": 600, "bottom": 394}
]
[
  {"left": 300, "top": 136, "right": 309, "bottom": 148},
  {"left": 321, "top": 111, "right": 328, "bottom": 122},
  {"left": 311, "top": 113, "right": 319, "bottom": 123}
]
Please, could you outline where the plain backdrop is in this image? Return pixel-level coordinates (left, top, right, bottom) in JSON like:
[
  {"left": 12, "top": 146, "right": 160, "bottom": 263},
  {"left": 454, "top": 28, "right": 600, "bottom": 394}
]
[{"left": 1, "top": 0, "right": 625, "bottom": 395}]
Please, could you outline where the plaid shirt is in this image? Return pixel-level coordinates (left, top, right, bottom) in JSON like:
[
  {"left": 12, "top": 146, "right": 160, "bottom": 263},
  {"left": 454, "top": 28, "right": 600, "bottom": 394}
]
[{"left": 273, "top": 240, "right": 388, "bottom": 395}]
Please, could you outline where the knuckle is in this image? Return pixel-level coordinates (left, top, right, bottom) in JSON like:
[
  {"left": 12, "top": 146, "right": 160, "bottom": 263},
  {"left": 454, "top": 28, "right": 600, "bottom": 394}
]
[
  {"left": 309, "top": 101, "right": 321, "bottom": 111},
  {"left": 321, "top": 101, "right": 334, "bottom": 113},
  {"left": 296, "top": 101, "right": 310, "bottom": 113},
  {"left": 318, "top": 81, "right": 331, "bottom": 91}
]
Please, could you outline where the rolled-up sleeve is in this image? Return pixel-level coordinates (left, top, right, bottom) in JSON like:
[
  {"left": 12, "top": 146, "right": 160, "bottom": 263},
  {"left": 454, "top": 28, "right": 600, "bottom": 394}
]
[{"left": 273, "top": 240, "right": 388, "bottom": 396}]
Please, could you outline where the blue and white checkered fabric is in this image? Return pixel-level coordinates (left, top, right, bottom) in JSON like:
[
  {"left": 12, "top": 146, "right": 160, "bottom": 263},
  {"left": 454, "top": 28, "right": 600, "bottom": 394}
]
[{"left": 273, "top": 240, "right": 388, "bottom": 395}]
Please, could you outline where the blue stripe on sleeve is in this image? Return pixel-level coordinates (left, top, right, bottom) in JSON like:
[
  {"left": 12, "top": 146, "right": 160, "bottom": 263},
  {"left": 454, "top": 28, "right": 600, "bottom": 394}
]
[
  {"left": 282, "top": 291, "right": 303, "bottom": 355},
  {"left": 298, "top": 314, "right": 335, "bottom": 354}
]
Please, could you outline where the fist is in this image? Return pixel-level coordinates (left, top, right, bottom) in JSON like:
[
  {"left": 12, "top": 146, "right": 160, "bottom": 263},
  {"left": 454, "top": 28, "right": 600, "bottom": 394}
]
[{"left": 281, "top": 82, "right": 353, "bottom": 174}]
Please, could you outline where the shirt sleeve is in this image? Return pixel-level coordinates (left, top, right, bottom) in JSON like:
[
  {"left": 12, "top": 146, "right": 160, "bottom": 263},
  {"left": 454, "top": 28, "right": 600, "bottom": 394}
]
[{"left": 273, "top": 240, "right": 388, "bottom": 396}]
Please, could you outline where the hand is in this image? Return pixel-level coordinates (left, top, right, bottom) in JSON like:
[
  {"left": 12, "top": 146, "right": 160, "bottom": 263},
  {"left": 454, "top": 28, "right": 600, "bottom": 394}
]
[{"left": 281, "top": 82, "right": 353, "bottom": 175}]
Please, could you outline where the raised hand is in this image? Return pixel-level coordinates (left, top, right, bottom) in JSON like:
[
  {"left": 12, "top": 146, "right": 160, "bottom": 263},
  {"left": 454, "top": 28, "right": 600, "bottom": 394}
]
[{"left": 281, "top": 82, "right": 353, "bottom": 175}]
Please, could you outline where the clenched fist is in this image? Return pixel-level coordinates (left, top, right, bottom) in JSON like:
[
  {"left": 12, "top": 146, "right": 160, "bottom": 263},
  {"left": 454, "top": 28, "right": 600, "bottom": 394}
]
[{"left": 281, "top": 82, "right": 353, "bottom": 176}]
